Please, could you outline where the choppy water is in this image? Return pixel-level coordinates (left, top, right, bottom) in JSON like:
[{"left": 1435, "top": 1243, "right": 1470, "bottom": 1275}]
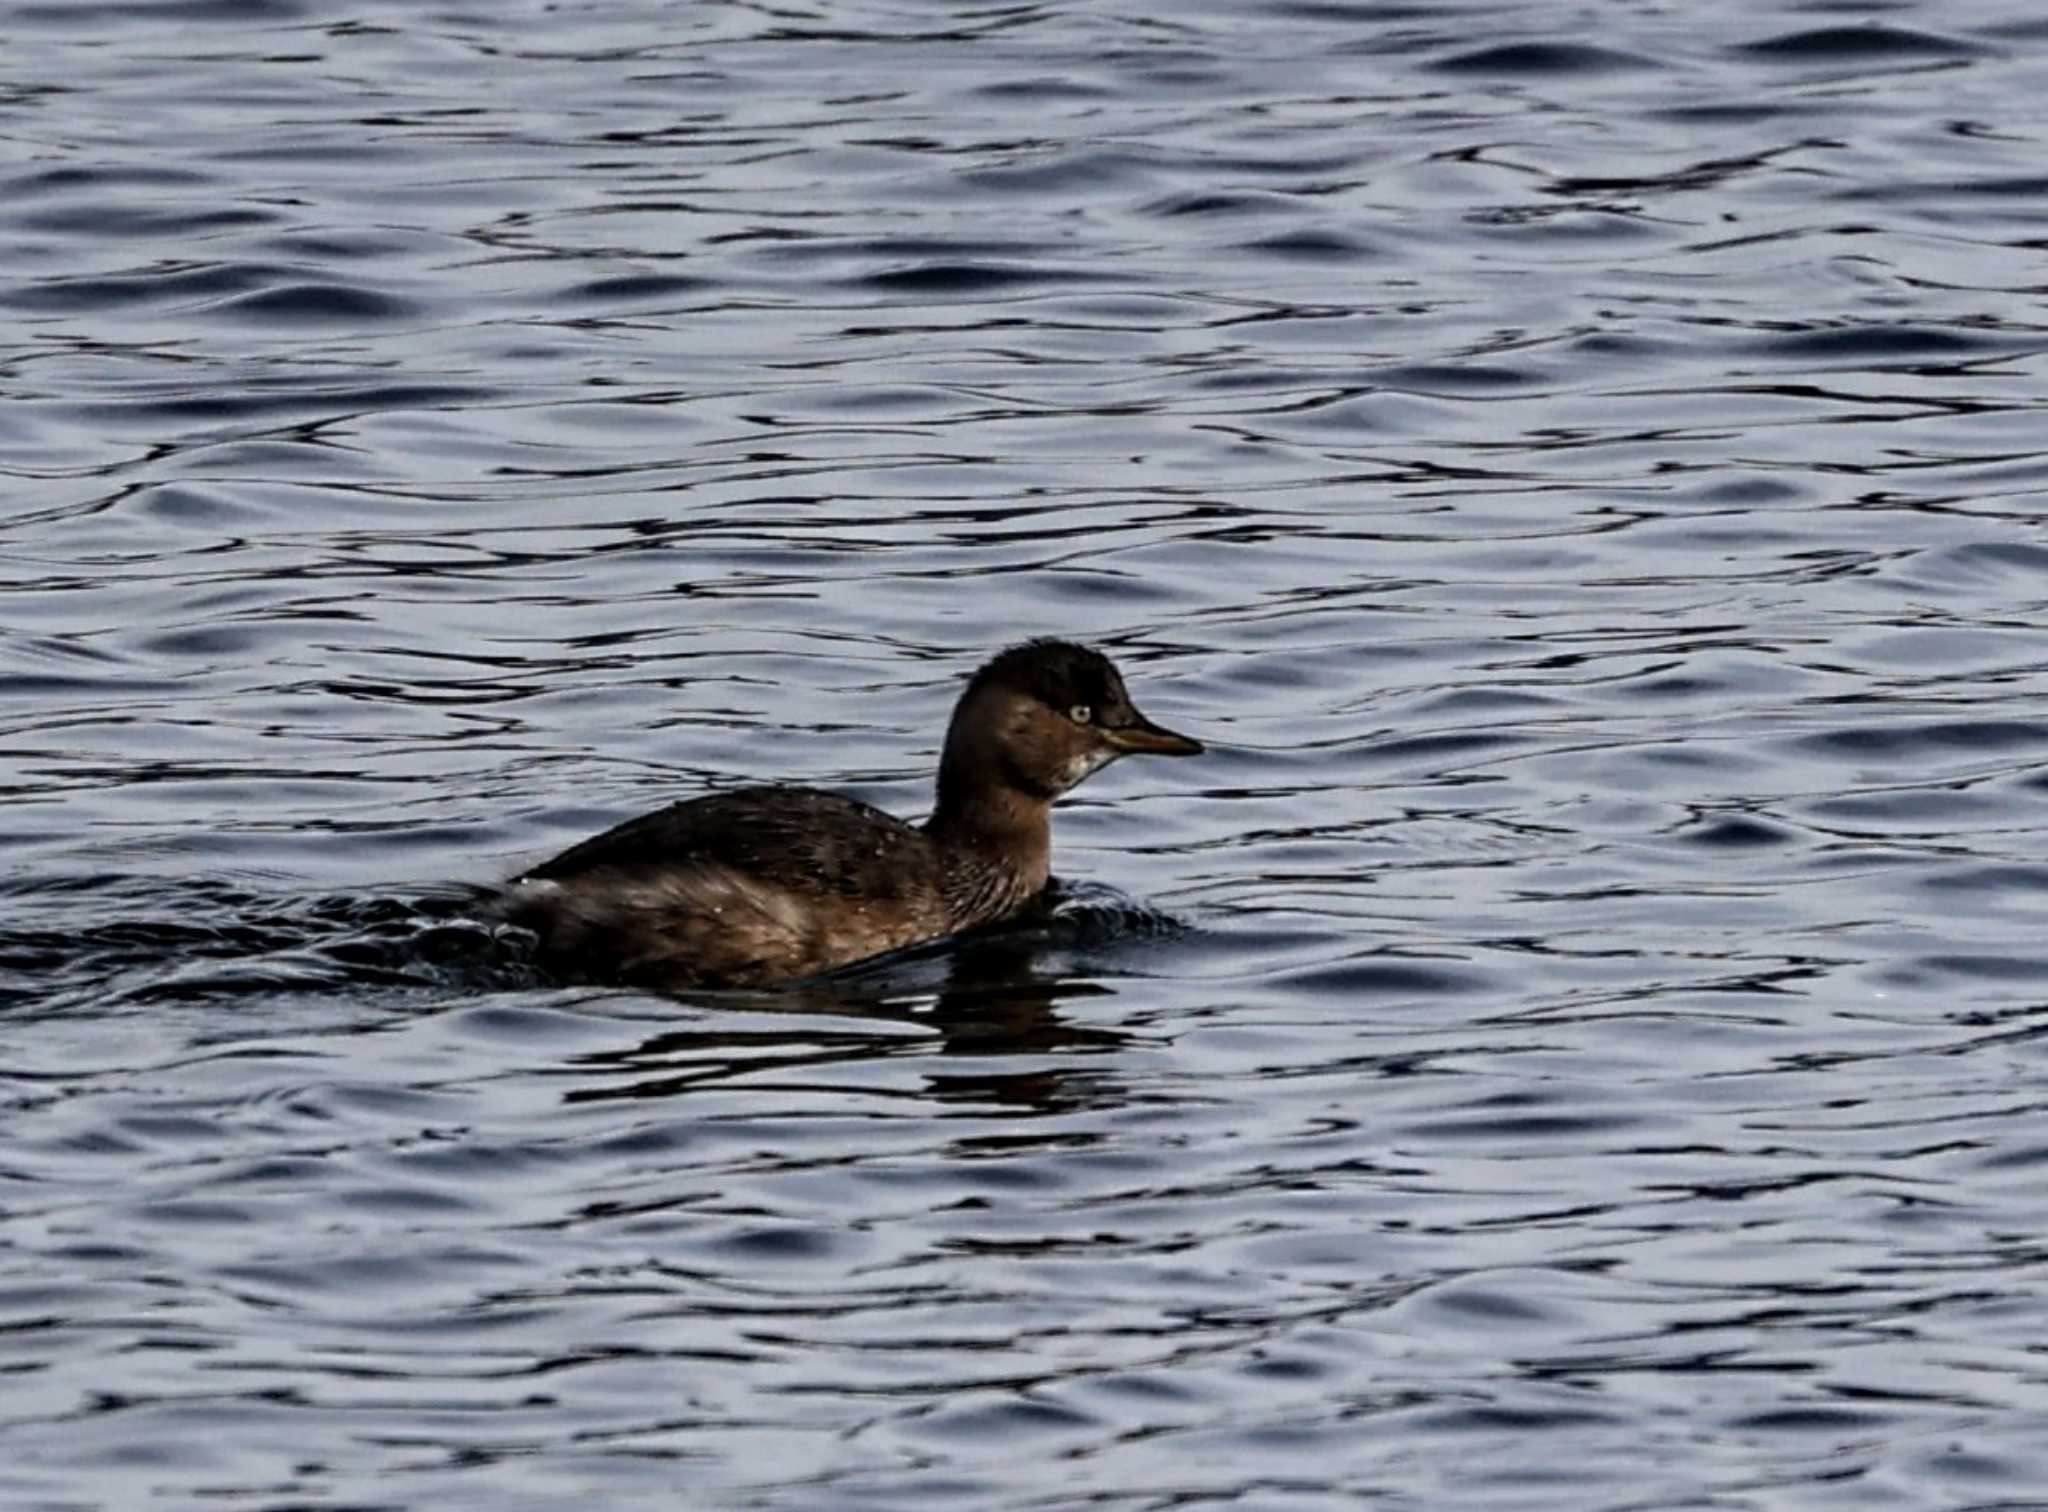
[{"left": 6, "top": 0, "right": 2048, "bottom": 1505}]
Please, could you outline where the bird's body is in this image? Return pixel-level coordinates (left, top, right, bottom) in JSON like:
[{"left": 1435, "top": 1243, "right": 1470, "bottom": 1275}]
[{"left": 500, "top": 640, "right": 1200, "bottom": 991}]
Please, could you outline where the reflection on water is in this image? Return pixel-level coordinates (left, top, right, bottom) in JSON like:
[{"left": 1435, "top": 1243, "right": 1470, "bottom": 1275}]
[
  {"left": 560, "top": 894, "right": 1144, "bottom": 1113},
  {"left": 6, "top": 0, "right": 2048, "bottom": 1505}
]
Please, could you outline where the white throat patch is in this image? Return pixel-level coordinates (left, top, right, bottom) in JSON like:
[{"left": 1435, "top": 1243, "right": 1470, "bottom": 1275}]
[{"left": 1056, "top": 746, "right": 1118, "bottom": 791}]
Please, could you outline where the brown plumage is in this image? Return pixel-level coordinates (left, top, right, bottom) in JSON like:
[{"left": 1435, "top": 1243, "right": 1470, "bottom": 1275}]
[{"left": 500, "top": 639, "right": 1202, "bottom": 991}]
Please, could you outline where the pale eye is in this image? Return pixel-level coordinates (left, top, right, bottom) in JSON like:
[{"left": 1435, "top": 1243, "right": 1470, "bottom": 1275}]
[{"left": 1069, "top": 704, "right": 1093, "bottom": 725}]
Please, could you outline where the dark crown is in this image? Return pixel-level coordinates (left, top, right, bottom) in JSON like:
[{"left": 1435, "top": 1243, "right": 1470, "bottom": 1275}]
[{"left": 966, "top": 638, "right": 1123, "bottom": 711}]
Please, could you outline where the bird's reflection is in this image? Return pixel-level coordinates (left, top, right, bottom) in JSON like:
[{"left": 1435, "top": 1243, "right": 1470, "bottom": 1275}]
[{"left": 554, "top": 887, "right": 1156, "bottom": 1116}]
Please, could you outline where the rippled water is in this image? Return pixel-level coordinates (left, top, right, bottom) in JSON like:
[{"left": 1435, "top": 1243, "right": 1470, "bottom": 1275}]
[{"left": 7, "top": 0, "right": 2048, "bottom": 1505}]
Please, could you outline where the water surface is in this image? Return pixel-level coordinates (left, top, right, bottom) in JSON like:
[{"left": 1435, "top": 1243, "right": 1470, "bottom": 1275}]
[{"left": 5, "top": 0, "right": 2048, "bottom": 1506}]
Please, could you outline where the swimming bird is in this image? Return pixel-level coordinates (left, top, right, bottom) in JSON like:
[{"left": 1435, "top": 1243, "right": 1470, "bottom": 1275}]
[{"left": 501, "top": 639, "right": 1202, "bottom": 991}]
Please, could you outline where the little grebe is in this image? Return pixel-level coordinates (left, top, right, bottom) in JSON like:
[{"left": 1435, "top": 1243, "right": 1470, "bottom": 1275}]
[{"left": 501, "top": 639, "right": 1202, "bottom": 991}]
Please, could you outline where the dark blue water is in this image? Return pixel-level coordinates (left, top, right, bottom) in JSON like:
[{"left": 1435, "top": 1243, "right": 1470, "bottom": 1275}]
[{"left": 7, "top": 0, "right": 2048, "bottom": 1505}]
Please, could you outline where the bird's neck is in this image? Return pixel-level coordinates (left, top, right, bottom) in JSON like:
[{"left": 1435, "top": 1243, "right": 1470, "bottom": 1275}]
[{"left": 924, "top": 784, "right": 1052, "bottom": 927}]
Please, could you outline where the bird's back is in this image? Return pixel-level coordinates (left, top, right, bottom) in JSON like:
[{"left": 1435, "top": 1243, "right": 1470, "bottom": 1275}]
[{"left": 505, "top": 788, "right": 956, "bottom": 989}]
